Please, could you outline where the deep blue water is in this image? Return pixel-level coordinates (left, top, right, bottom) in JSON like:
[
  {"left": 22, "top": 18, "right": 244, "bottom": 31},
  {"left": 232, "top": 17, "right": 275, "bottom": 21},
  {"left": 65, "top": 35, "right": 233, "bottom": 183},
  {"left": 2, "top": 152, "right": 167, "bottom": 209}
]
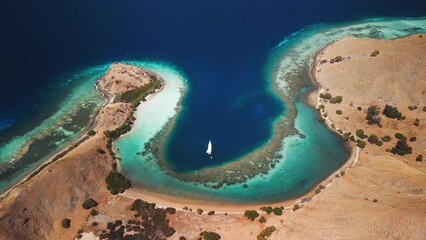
[{"left": 1, "top": 0, "right": 426, "bottom": 171}]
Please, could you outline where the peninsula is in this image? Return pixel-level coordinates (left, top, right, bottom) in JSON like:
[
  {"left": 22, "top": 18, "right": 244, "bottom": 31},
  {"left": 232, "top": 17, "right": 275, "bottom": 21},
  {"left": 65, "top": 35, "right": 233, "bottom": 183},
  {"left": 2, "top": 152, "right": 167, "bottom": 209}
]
[{"left": 0, "top": 34, "right": 425, "bottom": 240}]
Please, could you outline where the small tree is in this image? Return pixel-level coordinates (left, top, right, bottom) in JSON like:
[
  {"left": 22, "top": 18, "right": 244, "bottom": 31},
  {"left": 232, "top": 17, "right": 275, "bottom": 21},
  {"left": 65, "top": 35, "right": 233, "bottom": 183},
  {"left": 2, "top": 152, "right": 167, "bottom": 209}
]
[
  {"left": 370, "top": 50, "right": 380, "bottom": 57},
  {"left": 367, "top": 134, "right": 379, "bottom": 144},
  {"left": 395, "top": 133, "right": 407, "bottom": 142},
  {"left": 391, "top": 140, "right": 412, "bottom": 155},
  {"left": 82, "top": 198, "right": 98, "bottom": 210},
  {"left": 356, "top": 129, "right": 368, "bottom": 139},
  {"left": 244, "top": 210, "right": 259, "bottom": 221},
  {"left": 61, "top": 218, "right": 71, "bottom": 228},
  {"left": 381, "top": 135, "right": 392, "bottom": 142},
  {"left": 383, "top": 105, "right": 402, "bottom": 119},
  {"left": 357, "top": 140, "right": 367, "bottom": 149}
]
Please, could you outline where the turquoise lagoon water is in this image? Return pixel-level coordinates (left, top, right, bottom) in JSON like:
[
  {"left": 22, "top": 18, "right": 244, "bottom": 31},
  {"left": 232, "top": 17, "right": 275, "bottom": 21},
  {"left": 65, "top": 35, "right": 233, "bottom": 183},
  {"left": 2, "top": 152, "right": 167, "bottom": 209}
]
[
  {"left": 0, "top": 65, "right": 109, "bottom": 193},
  {"left": 116, "top": 18, "right": 426, "bottom": 203}
]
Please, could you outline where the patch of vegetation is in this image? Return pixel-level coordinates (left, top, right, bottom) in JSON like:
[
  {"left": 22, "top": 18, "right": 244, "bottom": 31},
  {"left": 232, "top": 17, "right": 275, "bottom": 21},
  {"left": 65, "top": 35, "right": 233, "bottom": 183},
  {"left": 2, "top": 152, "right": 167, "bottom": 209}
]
[
  {"left": 319, "top": 104, "right": 325, "bottom": 109},
  {"left": 370, "top": 50, "right": 380, "bottom": 57},
  {"left": 103, "top": 199, "right": 176, "bottom": 240},
  {"left": 336, "top": 110, "right": 343, "bottom": 115},
  {"left": 381, "top": 135, "right": 392, "bottom": 142},
  {"left": 96, "top": 148, "right": 106, "bottom": 154},
  {"left": 330, "top": 56, "right": 343, "bottom": 63},
  {"left": 166, "top": 207, "right": 176, "bottom": 215},
  {"left": 244, "top": 210, "right": 259, "bottom": 221},
  {"left": 272, "top": 207, "right": 282, "bottom": 216},
  {"left": 395, "top": 133, "right": 407, "bottom": 142},
  {"left": 114, "top": 75, "right": 162, "bottom": 109},
  {"left": 259, "top": 216, "right": 267, "bottom": 223},
  {"left": 416, "top": 155, "right": 423, "bottom": 162},
  {"left": 357, "top": 140, "right": 366, "bottom": 149},
  {"left": 87, "top": 129, "right": 96, "bottom": 136},
  {"left": 383, "top": 105, "right": 403, "bottom": 119},
  {"left": 196, "top": 208, "right": 203, "bottom": 215},
  {"left": 199, "top": 231, "right": 221, "bottom": 240},
  {"left": 409, "top": 137, "right": 417, "bottom": 142},
  {"left": 391, "top": 140, "right": 412, "bottom": 156},
  {"left": 319, "top": 93, "right": 332, "bottom": 100},
  {"left": 414, "top": 118, "right": 420, "bottom": 127},
  {"left": 90, "top": 209, "right": 99, "bottom": 216},
  {"left": 105, "top": 171, "right": 131, "bottom": 195},
  {"left": 367, "top": 134, "right": 379, "bottom": 144},
  {"left": 292, "top": 204, "right": 300, "bottom": 212},
  {"left": 423, "top": 106, "right": 426, "bottom": 112},
  {"left": 330, "top": 96, "right": 343, "bottom": 104},
  {"left": 408, "top": 105, "right": 418, "bottom": 111},
  {"left": 365, "top": 106, "right": 381, "bottom": 126},
  {"left": 61, "top": 218, "right": 71, "bottom": 228},
  {"left": 207, "top": 211, "right": 215, "bottom": 215},
  {"left": 257, "top": 226, "right": 276, "bottom": 240},
  {"left": 82, "top": 198, "right": 98, "bottom": 210},
  {"left": 356, "top": 129, "right": 368, "bottom": 139},
  {"left": 357, "top": 106, "right": 362, "bottom": 111},
  {"left": 260, "top": 206, "right": 273, "bottom": 214}
]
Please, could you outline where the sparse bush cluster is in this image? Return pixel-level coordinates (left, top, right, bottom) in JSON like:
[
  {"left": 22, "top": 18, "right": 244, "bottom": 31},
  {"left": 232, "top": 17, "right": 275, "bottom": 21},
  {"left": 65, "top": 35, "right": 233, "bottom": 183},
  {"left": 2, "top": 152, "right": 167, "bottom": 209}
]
[
  {"left": 330, "top": 56, "right": 343, "bottom": 63},
  {"left": 356, "top": 129, "right": 368, "bottom": 139},
  {"left": 257, "top": 226, "right": 276, "bottom": 240},
  {"left": 365, "top": 106, "right": 381, "bottom": 126},
  {"left": 105, "top": 171, "right": 131, "bottom": 195},
  {"left": 97, "top": 200, "right": 176, "bottom": 239},
  {"left": 408, "top": 105, "right": 418, "bottom": 111},
  {"left": 319, "top": 93, "right": 343, "bottom": 104},
  {"left": 383, "top": 105, "right": 403, "bottom": 120},
  {"left": 370, "top": 50, "right": 380, "bottom": 57},
  {"left": 367, "top": 134, "right": 382, "bottom": 146},
  {"left": 61, "top": 218, "right": 71, "bottom": 228},
  {"left": 114, "top": 75, "right": 162, "bottom": 109},
  {"left": 82, "top": 198, "right": 98, "bottom": 210},
  {"left": 199, "top": 231, "right": 221, "bottom": 240},
  {"left": 391, "top": 139, "right": 412, "bottom": 156},
  {"left": 244, "top": 210, "right": 259, "bottom": 221}
]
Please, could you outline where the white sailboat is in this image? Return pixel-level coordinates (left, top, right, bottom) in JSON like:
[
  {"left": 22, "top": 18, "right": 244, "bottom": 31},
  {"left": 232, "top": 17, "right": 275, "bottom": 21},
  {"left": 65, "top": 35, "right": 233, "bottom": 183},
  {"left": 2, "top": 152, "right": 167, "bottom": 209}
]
[{"left": 206, "top": 140, "right": 212, "bottom": 159}]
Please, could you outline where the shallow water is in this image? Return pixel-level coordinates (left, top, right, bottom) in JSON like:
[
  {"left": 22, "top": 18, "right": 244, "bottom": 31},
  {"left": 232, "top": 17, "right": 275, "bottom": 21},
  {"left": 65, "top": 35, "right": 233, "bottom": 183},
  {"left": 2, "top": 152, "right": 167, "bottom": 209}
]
[{"left": 116, "top": 18, "right": 426, "bottom": 203}]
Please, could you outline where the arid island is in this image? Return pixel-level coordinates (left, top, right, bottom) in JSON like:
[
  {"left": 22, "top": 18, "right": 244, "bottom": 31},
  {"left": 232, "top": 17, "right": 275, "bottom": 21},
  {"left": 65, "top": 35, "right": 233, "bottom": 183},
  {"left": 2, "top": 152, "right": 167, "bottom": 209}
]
[{"left": 0, "top": 34, "right": 425, "bottom": 240}]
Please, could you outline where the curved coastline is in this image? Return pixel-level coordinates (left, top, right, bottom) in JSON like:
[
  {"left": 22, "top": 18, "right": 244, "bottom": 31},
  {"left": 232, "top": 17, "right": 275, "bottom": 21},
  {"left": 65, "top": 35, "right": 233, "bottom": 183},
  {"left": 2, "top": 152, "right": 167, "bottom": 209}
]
[
  {"left": 2, "top": 17, "right": 425, "bottom": 205},
  {"left": 115, "top": 17, "right": 426, "bottom": 204}
]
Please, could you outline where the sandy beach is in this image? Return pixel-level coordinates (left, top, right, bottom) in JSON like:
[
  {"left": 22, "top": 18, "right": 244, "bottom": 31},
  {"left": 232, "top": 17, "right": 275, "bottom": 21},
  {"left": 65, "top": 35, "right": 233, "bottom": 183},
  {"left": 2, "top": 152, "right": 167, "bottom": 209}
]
[{"left": 1, "top": 34, "right": 426, "bottom": 239}]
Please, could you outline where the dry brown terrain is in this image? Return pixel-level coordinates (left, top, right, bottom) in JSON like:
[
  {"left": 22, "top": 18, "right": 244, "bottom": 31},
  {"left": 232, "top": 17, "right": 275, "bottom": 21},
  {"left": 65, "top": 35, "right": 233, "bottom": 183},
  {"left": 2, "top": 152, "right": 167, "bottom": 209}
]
[
  {"left": 0, "top": 36, "right": 426, "bottom": 240},
  {"left": 98, "top": 63, "right": 151, "bottom": 95}
]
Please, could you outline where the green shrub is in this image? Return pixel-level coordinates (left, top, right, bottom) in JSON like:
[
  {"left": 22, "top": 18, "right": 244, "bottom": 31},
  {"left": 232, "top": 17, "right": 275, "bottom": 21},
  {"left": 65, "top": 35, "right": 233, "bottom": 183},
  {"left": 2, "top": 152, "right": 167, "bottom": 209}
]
[
  {"left": 61, "top": 218, "right": 71, "bottom": 228},
  {"left": 336, "top": 110, "right": 343, "bottom": 115},
  {"left": 105, "top": 171, "right": 131, "bottom": 195},
  {"left": 292, "top": 204, "right": 300, "bottom": 212},
  {"left": 90, "top": 209, "right": 99, "bottom": 216},
  {"left": 367, "top": 134, "right": 379, "bottom": 144},
  {"left": 319, "top": 92, "right": 332, "bottom": 100},
  {"left": 207, "top": 211, "right": 215, "bottom": 216},
  {"left": 416, "top": 155, "right": 423, "bottom": 162},
  {"left": 395, "top": 133, "right": 407, "bottom": 142},
  {"left": 330, "top": 96, "right": 343, "bottom": 104},
  {"left": 366, "top": 106, "right": 381, "bottom": 126},
  {"left": 391, "top": 140, "right": 412, "bottom": 155},
  {"left": 383, "top": 105, "right": 402, "bottom": 119},
  {"left": 96, "top": 148, "right": 106, "bottom": 154},
  {"left": 414, "top": 119, "right": 420, "bottom": 127},
  {"left": 409, "top": 137, "right": 417, "bottom": 142},
  {"left": 82, "top": 198, "right": 98, "bottom": 210},
  {"left": 259, "top": 216, "right": 267, "bottom": 223},
  {"left": 257, "top": 226, "right": 276, "bottom": 240},
  {"left": 382, "top": 135, "right": 392, "bottom": 142},
  {"left": 196, "top": 208, "right": 203, "bottom": 215},
  {"left": 319, "top": 104, "right": 325, "bottom": 109},
  {"left": 199, "top": 231, "right": 221, "bottom": 240},
  {"left": 356, "top": 129, "right": 368, "bottom": 139},
  {"left": 260, "top": 206, "right": 273, "bottom": 214},
  {"left": 357, "top": 140, "right": 366, "bottom": 149},
  {"left": 87, "top": 130, "right": 96, "bottom": 136},
  {"left": 272, "top": 207, "right": 282, "bottom": 216},
  {"left": 244, "top": 210, "right": 259, "bottom": 221},
  {"left": 357, "top": 106, "right": 362, "bottom": 111},
  {"left": 370, "top": 50, "right": 380, "bottom": 57}
]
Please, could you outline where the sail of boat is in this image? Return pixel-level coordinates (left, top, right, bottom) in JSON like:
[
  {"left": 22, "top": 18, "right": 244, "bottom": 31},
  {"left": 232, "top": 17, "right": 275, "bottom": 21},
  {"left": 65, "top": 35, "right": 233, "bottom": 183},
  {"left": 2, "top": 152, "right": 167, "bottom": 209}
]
[{"left": 206, "top": 140, "right": 212, "bottom": 157}]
